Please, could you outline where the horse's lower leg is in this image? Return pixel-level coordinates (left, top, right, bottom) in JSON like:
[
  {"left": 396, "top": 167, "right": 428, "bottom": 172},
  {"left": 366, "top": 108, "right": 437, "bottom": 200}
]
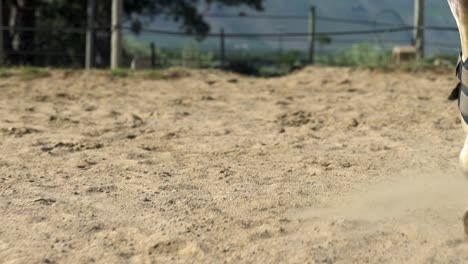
[
  {"left": 448, "top": 0, "right": 468, "bottom": 176},
  {"left": 448, "top": 0, "right": 468, "bottom": 235},
  {"left": 460, "top": 122, "right": 468, "bottom": 175}
]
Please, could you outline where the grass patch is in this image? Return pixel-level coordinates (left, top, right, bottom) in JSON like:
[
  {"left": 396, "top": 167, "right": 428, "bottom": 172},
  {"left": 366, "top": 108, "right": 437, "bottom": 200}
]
[
  {"left": 163, "top": 68, "right": 191, "bottom": 80},
  {"left": 316, "top": 43, "right": 456, "bottom": 74},
  {"left": 110, "top": 69, "right": 130, "bottom": 78},
  {"left": 141, "top": 68, "right": 191, "bottom": 80},
  {"left": 0, "top": 68, "right": 12, "bottom": 78},
  {"left": 258, "top": 65, "right": 292, "bottom": 78},
  {"left": 111, "top": 68, "right": 192, "bottom": 80},
  {"left": 18, "top": 67, "right": 51, "bottom": 80},
  {"left": 143, "top": 70, "right": 164, "bottom": 80},
  {"left": 398, "top": 58, "right": 453, "bottom": 73},
  {"left": 359, "top": 59, "right": 453, "bottom": 74}
]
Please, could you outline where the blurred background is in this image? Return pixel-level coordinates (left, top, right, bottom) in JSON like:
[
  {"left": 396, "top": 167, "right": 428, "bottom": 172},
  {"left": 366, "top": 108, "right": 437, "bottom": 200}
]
[{"left": 0, "top": 0, "right": 460, "bottom": 76}]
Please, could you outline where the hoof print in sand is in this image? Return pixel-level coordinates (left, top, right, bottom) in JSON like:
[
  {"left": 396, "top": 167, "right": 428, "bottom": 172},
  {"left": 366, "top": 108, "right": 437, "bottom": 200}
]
[
  {"left": 34, "top": 198, "right": 56, "bottom": 206},
  {"left": 148, "top": 240, "right": 205, "bottom": 259},
  {"left": 86, "top": 185, "right": 116, "bottom": 194},
  {"left": 2, "top": 127, "right": 40, "bottom": 137}
]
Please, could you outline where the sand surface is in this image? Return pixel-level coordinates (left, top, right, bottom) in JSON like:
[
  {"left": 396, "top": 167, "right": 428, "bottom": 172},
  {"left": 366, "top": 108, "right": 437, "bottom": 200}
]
[{"left": 1, "top": 67, "right": 468, "bottom": 263}]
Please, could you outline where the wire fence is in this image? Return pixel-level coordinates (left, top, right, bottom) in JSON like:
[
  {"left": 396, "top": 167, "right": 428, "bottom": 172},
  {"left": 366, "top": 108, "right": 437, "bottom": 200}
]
[
  {"left": 123, "top": 23, "right": 460, "bottom": 74},
  {"left": 0, "top": 12, "right": 461, "bottom": 71},
  {"left": 121, "top": 24, "right": 459, "bottom": 40}
]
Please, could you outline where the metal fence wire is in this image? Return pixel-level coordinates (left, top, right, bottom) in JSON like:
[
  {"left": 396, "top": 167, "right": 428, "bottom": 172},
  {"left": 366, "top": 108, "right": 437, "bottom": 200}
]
[
  {"left": 0, "top": 7, "right": 460, "bottom": 69},
  {"left": 123, "top": 24, "right": 459, "bottom": 72}
]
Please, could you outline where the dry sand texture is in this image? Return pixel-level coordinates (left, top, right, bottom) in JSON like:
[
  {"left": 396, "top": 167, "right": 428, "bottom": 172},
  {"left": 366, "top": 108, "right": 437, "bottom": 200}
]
[{"left": 1, "top": 67, "right": 468, "bottom": 263}]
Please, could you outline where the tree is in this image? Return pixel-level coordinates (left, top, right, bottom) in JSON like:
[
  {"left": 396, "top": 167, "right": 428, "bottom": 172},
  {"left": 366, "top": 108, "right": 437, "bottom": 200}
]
[
  {"left": 2, "top": 0, "right": 265, "bottom": 66},
  {"left": 125, "top": 0, "right": 263, "bottom": 35},
  {"left": 3, "top": 0, "right": 88, "bottom": 65},
  {"left": 317, "top": 34, "right": 332, "bottom": 58},
  {"left": 4, "top": 0, "right": 40, "bottom": 64}
]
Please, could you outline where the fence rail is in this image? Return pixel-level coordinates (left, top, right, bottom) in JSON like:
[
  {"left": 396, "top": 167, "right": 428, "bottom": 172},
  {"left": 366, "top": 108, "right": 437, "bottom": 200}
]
[
  {"left": 130, "top": 25, "right": 458, "bottom": 38},
  {"left": 0, "top": 15, "right": 461, "bottom": 69},
  {"left": 0, "top": 24, "right": 458, "bottom": 37}
]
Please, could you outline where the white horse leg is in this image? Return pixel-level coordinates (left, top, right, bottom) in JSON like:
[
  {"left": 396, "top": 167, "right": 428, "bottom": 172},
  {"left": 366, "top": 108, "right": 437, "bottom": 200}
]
[
  {"left": 448, "top": 0, "right": 468, "bottom": 59},
  {"left": 449, "top": 1, "right": 468, "bottom": 175},
  {"left": 448, "top": 0, "right": 468, "bottom": 236},
  {"left": 460, "top": 121, "right": 468, "bottom": 175}
]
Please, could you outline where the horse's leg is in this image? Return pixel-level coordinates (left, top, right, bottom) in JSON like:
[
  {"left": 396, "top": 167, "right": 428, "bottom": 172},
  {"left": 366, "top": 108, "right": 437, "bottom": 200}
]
[
  {"left": 448, "top": 0, "right": 468, "bottom": 236},
  {"left": 460, "top": 124, "right": 468, "bottom": 176},
  {"left": 448, "top": 0, "right": 468, "bottom": 59},
  {"left": 448, "top": 1, "right": 468, "bottom": 175}
]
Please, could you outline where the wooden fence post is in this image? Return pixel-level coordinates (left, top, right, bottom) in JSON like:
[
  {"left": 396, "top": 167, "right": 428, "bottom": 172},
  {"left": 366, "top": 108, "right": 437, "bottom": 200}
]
[
  {"left": 85, "top": 0, "right": 96, "bottom": 69},
  {"left": 220, "top": 28, "right": 225, "bottom": 68},
  {"left": 0, "top": 0, "right": 4, "bottom": 65},
  {"left": 111, "top": 0, "right": 123, "bottom": 69},
  {"left": 414, "top": 0, "right": 425, "bottom": 59},
  {"left": 308, "top": 6, "right": 316, "bottom": 64},
  {"left": 150, "top": 42, "right": 156, "bottom": 69}
]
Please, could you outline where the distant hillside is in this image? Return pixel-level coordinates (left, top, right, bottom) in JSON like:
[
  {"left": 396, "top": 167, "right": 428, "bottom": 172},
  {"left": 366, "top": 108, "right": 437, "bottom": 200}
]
[{"left": 131, "top": 0, "right": 459, "bottom": 56}]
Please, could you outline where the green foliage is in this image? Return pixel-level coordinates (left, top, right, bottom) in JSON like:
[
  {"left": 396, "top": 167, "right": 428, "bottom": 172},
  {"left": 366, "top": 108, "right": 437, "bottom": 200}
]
[
  {"left": 144, "top": 70, "right": 164, "bottom": 80},
  {"left": 110, "top": 69, "right": 130, "bottom": 78},
  {"left": 317, "top": 43, "right": 456, "bottom": 72},
  {"left": 181, "top": 41, "right": 216, "bottom": 68},
  {"left": 124, "top": 0, "right": 264, "bottom": 35},
  {"left": 222, "top": 50, "right": 305, "bottom": 76},
  {"left": 119, "top": 36, "right": 458, "bottom": 77},
  {"left": 0, "top": 67, "right": 50, "bottom": 79},
  {"left": 0, "top": 69, "right": 12, "bottom": 78},
  {"left": 4, "top": 0, "right": 265, "bottom": 66},
  {"left": 141, "top": 68, "right": 191, "bottom": 80},
  {"left": 331, "top": 43, "right": 391, "bottom": 67},
  {"left": 394, "top": 57, "right": 454, "bottom": 73},
  {"left": 124, "top": 37, "right": 151, "bottom": 57},
  {"left": 18, "top": 67, "right": 51, "bottom": 80},
  {"left": 318, "top": 35, "right": 332, "bottom": 46},
  {"left": 277, "top": 50, "right": 304, "bottom": 66},
  {"left": 258, "top": 65, "right": 292, "bottom": 77}
]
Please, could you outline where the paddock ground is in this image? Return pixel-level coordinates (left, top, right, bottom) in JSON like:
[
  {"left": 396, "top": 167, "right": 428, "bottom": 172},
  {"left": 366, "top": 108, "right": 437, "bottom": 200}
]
[{"left": 1, "top": 67, "right": 468, "bottom": 263}]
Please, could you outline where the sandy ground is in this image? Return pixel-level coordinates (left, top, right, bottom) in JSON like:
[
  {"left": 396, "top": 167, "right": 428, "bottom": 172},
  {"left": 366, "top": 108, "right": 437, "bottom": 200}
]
[{"left": 1, "top": 67, "right": 468, "bottom": 263}]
